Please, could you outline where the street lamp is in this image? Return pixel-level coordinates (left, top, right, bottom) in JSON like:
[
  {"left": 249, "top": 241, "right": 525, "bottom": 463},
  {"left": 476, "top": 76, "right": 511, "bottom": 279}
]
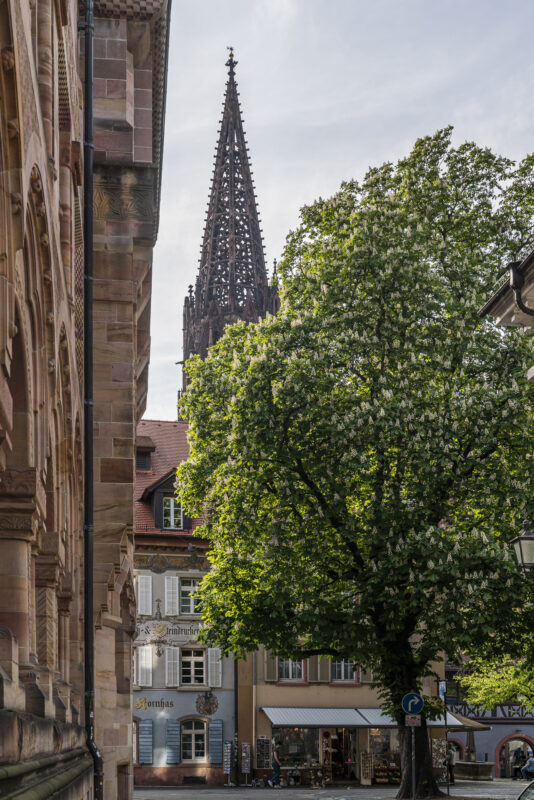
[{"left": 510, "top": 520, "right": 534, "bottom": 580}]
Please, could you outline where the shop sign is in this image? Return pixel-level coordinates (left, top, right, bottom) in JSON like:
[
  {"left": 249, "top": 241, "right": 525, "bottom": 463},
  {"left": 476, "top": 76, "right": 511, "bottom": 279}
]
[
  {"left": 405, "top": 714, "right": 421, "bottom": 727},
  {"left": 134, "top": 696, "right": 175, "bottom": 712},
  {"left": 136, "top": 621, "right": 201, "bottom": 645}
]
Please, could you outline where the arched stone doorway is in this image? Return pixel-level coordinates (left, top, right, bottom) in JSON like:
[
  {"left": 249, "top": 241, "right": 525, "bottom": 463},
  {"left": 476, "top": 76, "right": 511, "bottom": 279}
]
[{"left": 495, "top": 734, "right": 534, "bottom": 778}]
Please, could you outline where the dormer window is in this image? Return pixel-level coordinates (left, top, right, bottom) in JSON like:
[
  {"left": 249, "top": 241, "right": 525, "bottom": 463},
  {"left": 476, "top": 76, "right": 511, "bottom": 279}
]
[
  {"left": 163, "top": 497, "right": 183, "bottom": 530},
  {"left": 136, "top": 449, "right": 151, "bottom": 471},
  {"left": 135, "top": 435, "right": 155, "bottom": 472}
]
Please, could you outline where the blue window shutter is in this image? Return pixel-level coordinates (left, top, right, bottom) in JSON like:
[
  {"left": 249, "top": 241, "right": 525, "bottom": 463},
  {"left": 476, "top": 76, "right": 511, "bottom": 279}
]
[
  {"left": 209, "top": 719, "right": 223, "bottom": 764},
  {"left": 138, "top": 719, "right": 153, "bottom": 764},
  {"left": 166, "top": 719, "right": 181, "bottom": 764}
]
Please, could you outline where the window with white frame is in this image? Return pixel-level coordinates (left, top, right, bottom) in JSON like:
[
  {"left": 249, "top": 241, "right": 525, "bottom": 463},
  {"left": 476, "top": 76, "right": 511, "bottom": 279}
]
[
  {"left": 136, "top": 574, "right": 152, "bottom": 616},
  {"left": 279, "top": 658, "right": 303, "bottom": 681},
  {"left": 180, "top": 578, "right": 200, "bottom": 614},
  {"left": 138, "top": 645, "right": 153, "bottom": 687},
  {"left": 163, "top": 497, "right": 183, "bottom": 530},
  {"left": 331, "top": 659, "right": 356, "bottom": 682},
  {"left": 181, "top": 719, "right": 206, "bottom": 762},
  {"left": 181, "top": 649, "right": 205, "bottom": 685},
  {"left": 165, "top": 575, "right": 179, "bottom": 616}
]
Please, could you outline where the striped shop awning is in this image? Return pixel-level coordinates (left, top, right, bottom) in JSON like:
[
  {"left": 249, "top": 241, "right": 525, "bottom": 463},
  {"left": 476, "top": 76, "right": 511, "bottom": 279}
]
[
  {"left": 261, "top": 707, "right": 369, "bottom": 727},
  {"left": 260, "top": 707, "right": 490, "bottom": 731}
]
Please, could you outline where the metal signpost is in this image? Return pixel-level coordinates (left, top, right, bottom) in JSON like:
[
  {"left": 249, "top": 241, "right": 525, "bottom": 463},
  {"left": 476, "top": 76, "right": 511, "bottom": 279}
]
[
  {"left": 438, "top": 680, "right": 450, "bottom": 796},
  {"left": 402, "top": 693, "right": 424, "bottom": 800}
]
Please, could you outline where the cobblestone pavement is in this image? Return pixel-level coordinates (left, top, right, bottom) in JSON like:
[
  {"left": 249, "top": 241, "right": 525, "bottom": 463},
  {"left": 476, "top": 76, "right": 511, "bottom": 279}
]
[{"left": 134, "top": 778, "right": 523, "bottom": 800}]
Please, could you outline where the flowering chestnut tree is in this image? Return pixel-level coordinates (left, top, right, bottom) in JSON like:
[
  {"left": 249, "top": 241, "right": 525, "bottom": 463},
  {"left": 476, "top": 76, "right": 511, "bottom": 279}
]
[{"left": 177, "top": 128, "right": 534, "bottom": 797}]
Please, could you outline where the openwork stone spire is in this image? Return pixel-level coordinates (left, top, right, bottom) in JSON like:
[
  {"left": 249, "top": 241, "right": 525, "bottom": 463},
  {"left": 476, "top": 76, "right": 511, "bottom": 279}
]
[{"left": 182, "top": 50, "right": 276, "bottom": 388}]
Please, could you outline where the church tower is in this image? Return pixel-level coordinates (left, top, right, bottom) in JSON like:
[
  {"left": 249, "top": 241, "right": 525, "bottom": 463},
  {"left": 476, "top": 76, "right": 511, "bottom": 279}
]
[{"left": 182, "top": 50, "right": 276, "bottom": 389}]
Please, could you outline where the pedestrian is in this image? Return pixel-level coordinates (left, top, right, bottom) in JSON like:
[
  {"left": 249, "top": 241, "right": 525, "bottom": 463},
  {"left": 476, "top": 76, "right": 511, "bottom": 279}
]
[
  {"left": 521, "top": 753, "right": 534, "bottom": 780},
  {"left": 446, "top": 743, "right": 456, "bottom": 785},
  {"left": 268, "top": 741, "right": 282, "bottom": 789},
  {"left": 512, "top": 747, "right": 525, "bottom": 780}
]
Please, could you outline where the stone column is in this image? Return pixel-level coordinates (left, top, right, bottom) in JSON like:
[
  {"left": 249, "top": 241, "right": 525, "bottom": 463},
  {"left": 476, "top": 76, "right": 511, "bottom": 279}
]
[
  {"left": 35, "top": 558, "right": 58, "bottom": 671},
  {"left": 0, "top": 529, "right": 32, "bottom": 665},
  {"left": 59, "top": 165, "right": 72, "bottom": 295},
  {"left": 0, "top": 466, "right": 45, "bottom": 667},
  {"left": 58, "top": 598, "right": 70, "bottom": 683},
  {"left": 37, "top": 0, "right": 53, "bottom": 156}
]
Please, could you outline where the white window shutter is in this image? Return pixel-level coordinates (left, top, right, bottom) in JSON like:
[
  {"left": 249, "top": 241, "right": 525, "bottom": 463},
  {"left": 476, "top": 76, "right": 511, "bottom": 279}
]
[
  {"left": 165, "top": 646, "right": 180, "bottom": 687},
  {"left": 137, "top": 575, "right": 152, "bottom": 616},
  {"left": 132, "top": 648, "right": 137, "bottom": 686},
  {"left": 165, "top": 576, "right": 179, "bottom": 616},
  {"left": 139, "top": 645, "right": 153, "bottom": 686},
  {"left": 208, "top": 647, "right": 222, "bottom": 688}
]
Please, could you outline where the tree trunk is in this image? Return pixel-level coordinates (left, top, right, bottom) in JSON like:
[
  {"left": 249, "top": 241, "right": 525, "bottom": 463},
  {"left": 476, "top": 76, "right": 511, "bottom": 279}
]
[{"left": 396, "top": 720, "right": 443, "bottom": 799}]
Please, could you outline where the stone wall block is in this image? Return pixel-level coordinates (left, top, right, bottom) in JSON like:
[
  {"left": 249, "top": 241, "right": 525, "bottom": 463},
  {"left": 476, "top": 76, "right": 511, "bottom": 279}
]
[{"left": 100, "top": 458, "right": 133, "bottom": 484}]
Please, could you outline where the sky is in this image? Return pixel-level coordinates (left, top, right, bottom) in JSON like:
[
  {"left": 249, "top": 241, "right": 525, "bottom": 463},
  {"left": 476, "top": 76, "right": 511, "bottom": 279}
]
[{"left": 145, "top": 0, "right": 534, "bottom": 420}]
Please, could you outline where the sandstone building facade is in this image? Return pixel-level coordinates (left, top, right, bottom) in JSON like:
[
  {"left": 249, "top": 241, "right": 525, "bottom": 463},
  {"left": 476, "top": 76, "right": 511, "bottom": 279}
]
[{"left": 0, "top": 0, "right": 170, "bottom": 797}]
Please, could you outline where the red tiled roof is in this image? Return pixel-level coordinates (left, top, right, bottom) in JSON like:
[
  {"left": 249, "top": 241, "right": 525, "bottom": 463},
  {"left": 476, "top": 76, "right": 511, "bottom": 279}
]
[{"left": 135, "top": 419, "right": 191, "bottom": 534}]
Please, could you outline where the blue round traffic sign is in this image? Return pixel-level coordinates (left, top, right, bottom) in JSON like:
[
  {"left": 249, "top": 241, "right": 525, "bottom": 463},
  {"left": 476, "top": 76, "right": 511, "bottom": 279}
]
[{"left": 402, "top": 692, "right": 424, "bottom": 714}]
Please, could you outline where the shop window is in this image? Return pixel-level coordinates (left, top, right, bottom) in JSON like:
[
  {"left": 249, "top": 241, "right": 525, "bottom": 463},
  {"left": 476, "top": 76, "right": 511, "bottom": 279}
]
[
  {"left": 279, "top": 658, "right": 303, "bottom": 681},
  {"left": 180, "top": 578, "right": 201, "bottom": 614},
  {"left": 181, "top": 649, "right": 205, "bottom": 684},
  {"left": 182, "top": 719, "right": 206, "bottom": 762},
  {"left": 163, "top": 497, "right": 183, "bottom": 530},
  {"left": 332, "top": 659, "right": 356, "bottom": 682},
  {"left": 272, "top": 726, "right": 319, "bottom": 765}
]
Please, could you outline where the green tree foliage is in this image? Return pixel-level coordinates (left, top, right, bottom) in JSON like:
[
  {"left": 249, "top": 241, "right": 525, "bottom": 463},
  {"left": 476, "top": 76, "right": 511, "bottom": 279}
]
[
  {"left": 459, "top": 658, "right": 534, "bottom": 710},
  {"left": 177, "top": 128, "right": 534, "bottom": 796}
]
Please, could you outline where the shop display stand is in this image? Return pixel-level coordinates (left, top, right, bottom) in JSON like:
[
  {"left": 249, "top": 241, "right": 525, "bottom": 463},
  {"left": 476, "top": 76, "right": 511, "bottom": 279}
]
[{"left": 360, "top": 753, "right": 374, "bottom": 785}]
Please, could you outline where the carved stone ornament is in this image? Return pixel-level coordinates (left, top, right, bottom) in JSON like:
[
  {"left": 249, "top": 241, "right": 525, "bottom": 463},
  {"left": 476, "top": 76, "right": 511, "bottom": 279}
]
[
  {"left": 7, "top": 119, "right": 19, "bottom": 139},
  {"left": 30, "top": 167, "right": 42, "bottom": 194},
  {"left": 48, "top": 155, "right": 57, "bottom": 182},
  {"left": 36, "top": 202, "right": 46, "bottom": 218},
  {"left": 0, "top": 515, "right": 34, "bottom": 532},
  {"left": 140, "top": 554, "right": 173, "bottom": 574},
  {"left": 1, "top": 48, "right": 14, "bottom": 72},
  {"left": 10, "top": 193, "right": 22, "bottom": 214},
  {"left": 40, "top": 232, "right": 49, "bottom": 248},
  {"left": 196, "top": 691, "right": 219, "bottom": 716},
  {"left": 0, "top": 466, "right": 38, "bottom": 498}
]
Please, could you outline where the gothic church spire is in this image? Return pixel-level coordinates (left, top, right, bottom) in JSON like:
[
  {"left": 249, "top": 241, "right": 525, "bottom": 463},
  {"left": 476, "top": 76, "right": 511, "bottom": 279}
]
[{"left": 183, "top": 51, "right": 275, "bottom": 388}]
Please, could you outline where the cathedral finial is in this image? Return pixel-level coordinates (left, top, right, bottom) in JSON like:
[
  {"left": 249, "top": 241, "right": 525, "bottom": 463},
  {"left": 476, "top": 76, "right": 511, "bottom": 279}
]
[{"left": 226, "top": 46, "right": 236, "bottom": 74}]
